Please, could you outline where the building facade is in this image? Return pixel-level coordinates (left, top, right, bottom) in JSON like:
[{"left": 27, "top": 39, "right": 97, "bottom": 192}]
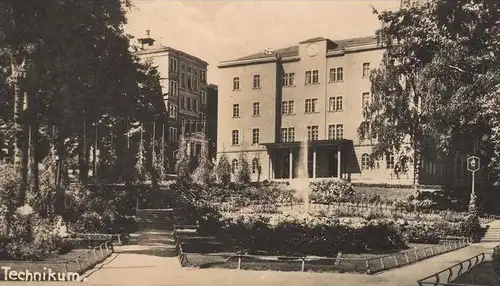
[
  {"left": 135, "top": 31, "right": 212, "bottom": 170},
  {"left": 217, "top": 36, "right": 472, "bottom": 186}
]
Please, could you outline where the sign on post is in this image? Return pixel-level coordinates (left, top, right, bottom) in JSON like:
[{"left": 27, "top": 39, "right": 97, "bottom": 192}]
[{"left": 467, "top": 156, "right": 480, "bottom": 173}]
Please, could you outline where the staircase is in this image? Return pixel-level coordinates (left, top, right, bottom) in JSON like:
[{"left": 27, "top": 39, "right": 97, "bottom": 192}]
[
  {"left": 135, "top": 209, "right": 177, "bottom": 257},
  {"left": 481, "top": 220, "right": 500, "bottom": 242}
]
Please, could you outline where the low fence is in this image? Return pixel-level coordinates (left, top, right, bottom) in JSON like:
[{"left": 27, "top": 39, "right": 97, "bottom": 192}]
[
  {"left": 173, "top": 224, "right": 199, "bottom": 267},
  {"left": 176, "top": 239, "right": 469, "bottom": 274},
  {"left": 0, "top": 241, "right": 114, "bottom": 281},
  {"left": 69, "top": 233, "right": 126, "bottom": 245}
]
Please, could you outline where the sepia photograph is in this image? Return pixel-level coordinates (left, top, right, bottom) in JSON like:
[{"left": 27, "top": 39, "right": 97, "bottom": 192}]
[{"left": 0, "top": 0, "right": 500, "bottom": 285}]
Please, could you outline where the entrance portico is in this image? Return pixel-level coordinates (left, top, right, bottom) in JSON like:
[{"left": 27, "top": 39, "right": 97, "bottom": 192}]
[{"left": 261, "top": 139, "right": 352, "bottom": 180}]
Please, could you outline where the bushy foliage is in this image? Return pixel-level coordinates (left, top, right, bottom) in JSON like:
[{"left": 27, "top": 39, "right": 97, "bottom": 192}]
[
  {"left": 175, "top": 136, "right": 191, "bottom": 183},
  {"left": 218, "top": 216, "right": 406, "bottom": 256},
  {"left": 0, "top": 205, "right": 66, "bottom": 260},
  {"left": 309, "top": 179, "right": 356, "bottom": 203},
  {"left": 216, "top": 154, "right": 231, "bottom": 185},
  {"left": 192, "top": 144, "right": 215, "bottom": 186},
  {"left": 236, "top": 153, "right": 251, "bottom": 185}
]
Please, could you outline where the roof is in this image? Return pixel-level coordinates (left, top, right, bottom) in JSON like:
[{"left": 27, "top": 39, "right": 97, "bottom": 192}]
[
  {"left": 135, "top": 43, "right": 208, "bottom": 66},
  {"left": 229, "top": 35, "right": 380, "bottom": 62}
]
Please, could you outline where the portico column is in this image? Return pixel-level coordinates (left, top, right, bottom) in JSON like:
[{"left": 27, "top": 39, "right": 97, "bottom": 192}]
[
  {"left": 269, "top": 154, "right": 274, "bottom": 180},
  {"left": 337, "top": 147, "right": 342, "bottom": 179},
  {"left": 313, "top": 147, "right": 317, "bottom": 179},
  {"left": 289, "top": 148, "right": 293, "bottom": 179}
]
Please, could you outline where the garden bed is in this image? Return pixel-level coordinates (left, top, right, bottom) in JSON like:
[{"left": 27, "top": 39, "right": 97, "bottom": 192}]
[{"left": 0, "top": 241, "right": 113, "bottom": 281}]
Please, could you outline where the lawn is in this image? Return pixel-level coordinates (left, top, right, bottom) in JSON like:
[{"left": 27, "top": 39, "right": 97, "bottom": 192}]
[{"left": 182, "top": 243, "right": 440, "bottom": 274}]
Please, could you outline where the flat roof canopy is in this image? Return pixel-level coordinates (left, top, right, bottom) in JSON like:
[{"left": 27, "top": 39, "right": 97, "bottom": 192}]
[{"left": 260, "top": 139, "right": 353, "bottom": 150}]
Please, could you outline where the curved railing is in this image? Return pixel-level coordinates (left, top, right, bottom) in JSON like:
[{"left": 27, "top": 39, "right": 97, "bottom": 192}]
[{"left": 417, "top": 253, "right": 486, "bottom": 286}]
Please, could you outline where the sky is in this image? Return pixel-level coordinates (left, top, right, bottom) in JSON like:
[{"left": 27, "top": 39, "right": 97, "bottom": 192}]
[{"left": 124, "top": 0, "right": 401, "bottom": 85}]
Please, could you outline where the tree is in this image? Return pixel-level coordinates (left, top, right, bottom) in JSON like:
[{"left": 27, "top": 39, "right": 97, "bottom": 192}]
[
  {"left": 192, "top": 142, "right": 215, "bottom": 186},
  {"left": 236, "top": 152, "right": 251, "bottom": 185},
  {"left": 216, "top": 153, "right": 231, "bottom": 185},
  {"left": 364, "top": 0, "right": 500, "bottom": 193},
  {"left": 175, "top": 136, "right": 191, "bottom": 183}
]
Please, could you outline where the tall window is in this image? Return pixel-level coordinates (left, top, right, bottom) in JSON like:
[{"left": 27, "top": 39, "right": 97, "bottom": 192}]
[
  {"left": 169, "top": 127, "right": 178, "bottom": 143},
  {"left": 200, "top": 70, "right": 206, "bottom": 84},
  {"left": 253, "top": 75, "right": 261, "bottom": 89},
  {"left": 328, "top": 124, "right": 344, "bottom": 140},
  {"left": 281, "top": 100, "right": 295, "bottom": 115},
  {"left": 252, "top": 128, "right": 260, "bottom": 144},
  {"left": 187, "top": 98, "right": 192, "bottom": 111},
  {"left": 386, "top": 153, "right": 395, "bottom": 169},
  {"left": 329, "top": 67, "right": 343, "bottom": 82},
  {"left": 169, "top": 58, "right": 178, "bottom": 72},
  {"left": 187, "top": 75, "right": 192, "bottom": 90},
  {"left": 305, "top": 98, "right": 318, "bottom": 113},
  {"left": 200, "top": 113, "right": 206, "bottom": 122},
  {"left": 312, "top": 70, "right": 319, "bottom": 84},
  {"left": 307, "top": 125, "right": 319, "bottom": 141},
  {"left": 170, "top": 80, "right": 178, "bottom": 96},
  {"left": 181, "top": 73, "right": 186, "bottom": 88},
  {"left": 233, "top": 77, "right": 240, "bottom": 90},
  {"left": 252, "top": 158, "right": 259, "bottom": 174},
  {"left": 283, "top": 73, "right": 295, "bottom": 87},
  {"left": 362, "top": 63, "right": 370, "bottom": 77},
  {"left": 362, "top": 92, "right": 371, "bottom": 109},
  {"left": 231, "top": 159, "right": 239, "bottom": 173},
  {"left": 180, "top": 96, "right": 185, "bottom": 109},
  {"left": 328, "top": 96, "right": 343, "bottom": 112},
  {"left": 253, "top": 102, "right": 260, "bottom": 116},
  {"left": 169, "top": 104, "right": 177, "bottom": 119},
  {"left": 337, "top": 67, "right": 343, "bottom": 81},
  {"left": 281, "top": 127, "right": 295, "bottom": 142},
  {"left": 193, "top": 99, "right": 198, "bottom": 112},
  {"left": 193, "top": 77, "right": 198, "bottom": 91},
  {"left": 305, "top": 71, "right": 311, "bottom": 85},
  {"left": 361, "top": 153, "right": 371, "bottom": 170},
  {"left": 201, "top": 90, "right": 207, "bottom": 104},
  {"left": 231, "top": 130, "right": 239, "bottom": 146},
  {"left": 232, "top": 104, "right": 240, "bottom": 117}
]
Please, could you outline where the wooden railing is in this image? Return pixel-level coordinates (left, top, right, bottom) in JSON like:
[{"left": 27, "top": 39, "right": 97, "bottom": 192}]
[
  {"left": 173, "top": 224, "right": 199, "bottom": 267},
  {"left": 417, "top": 253, "right": 487, "bottom": 286}
]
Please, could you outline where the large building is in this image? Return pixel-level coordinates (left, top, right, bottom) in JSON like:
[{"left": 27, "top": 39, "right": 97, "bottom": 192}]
[
  {"left": 217, "top": 36, "right": 472, "bottom": 186},
  {"left": 135, "top": 31, "right": 214, "bottom": 170}
]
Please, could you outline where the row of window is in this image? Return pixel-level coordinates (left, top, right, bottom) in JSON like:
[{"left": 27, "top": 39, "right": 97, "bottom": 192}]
[
  {"left": 230, "top": 124, "right": 345, "bottom": 146},
  {"left": 180, "top": 96, "right": 200, "bottom": 112},
  {"left": 169, "top": 58, "right": 207, "bottom": 84},
  {"left": 232, "top": 63, "right": 371, "bottom": 90},
  {"left": 231, "top": 158, "right": 261, "bottom": 174},
  {"left": 168, "top": 80, "right": 207, "bottom": 104},
  {"left": 361, "top": 153, "right": 395, "bottom": 171},
  {"left": 230, "top": 93, "right": 368, "bottom": 118}
]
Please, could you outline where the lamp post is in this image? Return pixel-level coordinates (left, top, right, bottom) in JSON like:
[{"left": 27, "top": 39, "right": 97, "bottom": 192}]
[{"left": 467, "top": 156, "right": 480, "bottom": 212}]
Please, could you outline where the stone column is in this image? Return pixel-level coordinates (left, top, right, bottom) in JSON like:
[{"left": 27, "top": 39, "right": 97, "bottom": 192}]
[
  {"left": 289, "top": 148, "right": 293, "bottom": 179},
  {"left": 269, "top": 154, "right": 274, "bottom": 180},
  {"left": 337, "top": 147, "right": 342, "bottom": 179},
  {"left": 313, "top": 148, "right": 317, "bottom": 179}
]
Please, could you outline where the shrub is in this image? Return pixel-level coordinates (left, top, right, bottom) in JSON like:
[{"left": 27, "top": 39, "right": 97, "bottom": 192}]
[
  {"left": 219, "top": 215, "right": 406, "bottom": 256},
  {"left": 216, "top": 154, "right": 231, "bottom": 186},
  {"left": 236, "top": 153, "right": 251, "bottom": 185},
  {"left": 309, "top": 179, "right": 355, "bottom": 204}
]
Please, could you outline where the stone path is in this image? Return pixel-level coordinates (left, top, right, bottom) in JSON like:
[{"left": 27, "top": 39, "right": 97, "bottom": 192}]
[{"left": 78, "top": 220, "right": 500, "bottom": 286}]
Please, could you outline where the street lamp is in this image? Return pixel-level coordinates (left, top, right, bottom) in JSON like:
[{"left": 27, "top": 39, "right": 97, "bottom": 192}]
[{"left": 467, "top": 155, "right": 480, "bottom": 212}]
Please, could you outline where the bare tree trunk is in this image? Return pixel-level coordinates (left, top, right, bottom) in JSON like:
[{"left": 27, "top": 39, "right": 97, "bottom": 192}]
[
  {"left": 28, "top": 107, "right": 39, "bottom": 196},
  {"left": 78, "top": 117, "right": 89, "bottom": 183}
]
